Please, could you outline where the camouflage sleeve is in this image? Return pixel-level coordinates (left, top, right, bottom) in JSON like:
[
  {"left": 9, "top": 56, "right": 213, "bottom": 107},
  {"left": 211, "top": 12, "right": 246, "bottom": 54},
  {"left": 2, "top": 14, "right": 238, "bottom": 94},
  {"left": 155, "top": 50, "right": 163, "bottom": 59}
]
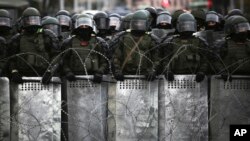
[
  {"left": 112, "top": 37, "right": 123, "bottom": 73},
  {"left": 8, "top": 33, "right": 21, "bottom": 72},
  {"left": 96, "top": 37, "right": 109, "bottom": 74},
  {"left": 61, "top": 37, "right": 73, "bottom": 74},
  {"left": 149, "top": 34, "right": 160, "bottom": 73},
  {"left": 198, "top": 38, "right": 209, "bottom": 73}
]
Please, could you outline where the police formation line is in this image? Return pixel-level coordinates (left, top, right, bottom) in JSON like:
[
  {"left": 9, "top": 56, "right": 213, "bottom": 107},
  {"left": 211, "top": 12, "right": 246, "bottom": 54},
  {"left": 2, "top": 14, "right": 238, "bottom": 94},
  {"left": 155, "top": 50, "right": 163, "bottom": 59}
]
[{"left": 0, "top": 7, "right": 249, "bottom": 84}]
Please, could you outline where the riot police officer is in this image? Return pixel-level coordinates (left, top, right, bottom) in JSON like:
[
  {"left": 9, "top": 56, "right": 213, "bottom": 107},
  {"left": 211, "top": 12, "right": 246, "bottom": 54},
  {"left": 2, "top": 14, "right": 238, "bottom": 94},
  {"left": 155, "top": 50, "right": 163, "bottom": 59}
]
[
  {"left": 42, "top": 16, "right": 61, "bottom": 40},
  {"left": 56, "top": 10, "right": 72, "bottom": 40},
  {"left": 93, "top": 11, "right": 110, "bottom": 40},
  {"left": 0, "top": 9, "right": 13, "bottom": 41},
  {"left": 108, "top": 13, "right": 121, "bottom": 37},
  {"left": 0, "top": 36, "right": 7, "bottom": 76},
  {"left": 216, "top": 15, "right": 250, "bottom": 80},
  {"left": 161, "top": 13, "right": 209, "bottom": 82},
  {"left": 119, "top": 13, "right": 133, "bottom": 31},
  {"left": 8, "top": 7, "right": 60, "bottom": 83},
  {"left": 152, "top": 11, "right": 172, "bottom": 40},
  {"left": 62, "top": 14, "right": 108, "bottom": 83},
  {"left": 112, "top": 10, "right": 160, "bottom": 81},
  {"left": 191, "top": 9, "right": 206, "bottom": 31}
]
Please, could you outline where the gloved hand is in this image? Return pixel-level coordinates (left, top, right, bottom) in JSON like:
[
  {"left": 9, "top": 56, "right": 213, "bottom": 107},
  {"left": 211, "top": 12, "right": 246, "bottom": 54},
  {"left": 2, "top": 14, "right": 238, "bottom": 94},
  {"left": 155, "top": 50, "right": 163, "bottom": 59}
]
[
  {"left": 146, "top": 71, "right": 156, "bottom": 81},
  {"left": 93, "top": 73, "right": 103, "bottom": 83},
  {"left": 66, "top": 71, "right": 76, "bottom": 81},
  {"left": 195, "top": 72, "right": 205, "bottom": 82},
  {"left": 114, "top": 72, "right": 124, "bottom": 81},
  {"left": 221, "top": 73, "right": 232, "bottom": 82},
  {"left": 42, "top": 71, "right": 52, "bottom": 84},
  {"left": 164, "top": 71, "right": 174, "bottom": 81},
  {"left": 11, "top": 70, "right": 23, "bottom": 83}
]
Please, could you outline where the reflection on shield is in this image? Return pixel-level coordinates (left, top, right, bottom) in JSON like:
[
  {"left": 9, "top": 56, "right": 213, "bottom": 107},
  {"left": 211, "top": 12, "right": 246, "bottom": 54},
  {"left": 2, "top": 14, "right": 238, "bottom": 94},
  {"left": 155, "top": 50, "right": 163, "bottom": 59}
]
[
  {"left": 210, "top": 76, "right": 250, "bottom": 141},
  {"left": 64, "top": 75, "right": 108, "bottom": 141},
  {"left": 159, "top": 75, "right": 208, "bottom": 141},
  {"left": 108, "top": 75, "right": 158, "bottom": 141},
  {"left": 10, "top": 77, "right": 61, "bottom": 141},
  {"left": 0, "top": 77, "right": 10, "bottom": 141}
]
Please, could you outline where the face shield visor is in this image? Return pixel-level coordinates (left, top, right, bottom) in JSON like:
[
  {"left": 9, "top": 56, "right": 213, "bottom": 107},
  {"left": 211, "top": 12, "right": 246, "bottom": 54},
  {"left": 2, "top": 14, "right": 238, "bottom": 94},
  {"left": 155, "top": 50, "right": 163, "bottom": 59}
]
[
  {"left": 177, "top": 21, "right": 197, "bottom": 32},
  {"left": 234, "top": 22, "right": 250, "bottom": 33},
  {"left": 206, "top": 14, "right": 219, "bottom": 23},
  {"left": 22, "top": 16, "right": 41, "bottom": 27},
  {"left": 109, "top": 17, "right": 121, "bottom": 30},
  {"left": 156, "top": 14, "right": 172, "bottom": 25},
  {"left": 95, "top": 17, "right": 109, "bottom": 30},
  {"left": 0, "top": 17, "right": 11, "bottom": 28},
  {"left": 75, "top": 17, "right": 94, "bottom": 30},
  {"left": 130, "top": 20, "right": 147, "bottom": 31},
  {"left": 56, "top": 15, "right": 71, "bottom": 27}
]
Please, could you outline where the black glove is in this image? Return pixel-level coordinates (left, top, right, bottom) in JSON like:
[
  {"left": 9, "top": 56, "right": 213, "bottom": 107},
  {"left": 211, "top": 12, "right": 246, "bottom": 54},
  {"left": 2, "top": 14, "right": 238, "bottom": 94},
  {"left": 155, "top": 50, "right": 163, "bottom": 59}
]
[
  {"left": 114, "top": 72, "right": 124, "bottom": 81},
  {"left": 221, "top": 73, "right": 232, "bottom": 82},
  {"left": 195, "top": 72, "right": 205, "bottom": 82},
  {"left": 146, "top": 71, "right": 156, "bottom": 81},
  {"left": 165, "top": 71, "right": 174, "bottom": 81},
  {"left": 0, "top": 69, "right": 2, "bottom": 76},
  {"left": 66, "top": 72, "right": 76, "bottom": 81},
  {"left": 93, "top": 73, "right": 103, "bottom": 83},
  {"left": 11, "top": 71, "right": 23, "bottom": 83},
  {"left": 42, "top": 71, "right": 52, "bottom": 84}
]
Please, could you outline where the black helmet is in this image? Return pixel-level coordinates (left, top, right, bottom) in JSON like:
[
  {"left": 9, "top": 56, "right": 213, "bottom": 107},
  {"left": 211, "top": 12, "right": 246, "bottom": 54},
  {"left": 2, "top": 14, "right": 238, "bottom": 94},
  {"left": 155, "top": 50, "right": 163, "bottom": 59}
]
[
  {"left": 56, "top": 10, "right": 71, "bottom": 30},
  {"left": 144, "top": 7, "right": 157, "bottom": 28},
  {"left": 231, "top": 16, "right": 250, "bottom": 34},
  {"left": 227, "top": 9, "right": 244, "bottom": 19},
  {"left": 130, "top": 10, "right": 149, "bottom": 32},
  {"left": 74, "top": 14, "right": 94, "bottom": 31},
  {"left": 0, "top": 9, "right": 12, "bottom": 28},
  {"left": 21, "top": 7, "right": 41, "bottom": 28},
  {"left": 42, "top": 16, "right": 61, "bottom": 37},
  {"left": 205, "top": 11, "right": 220, "bottom": 30},
  {"left": 177, "top": 13, "right": 197, "bottom": 33},
  {"left": 93, "top": 11, "right": 109, "bottom": 31},
  {"left": 156, "top": 11, "right": 172, "bottom": 29},
  {"left": 191, "top": 9, "right": 205, "bottom": 30},
  {"left": 119, "top": 13, "right": 133, "bottom": 31},
  {"left": 171, "top": 9, "right": 185, "bottom": 28},
  {"left": 109, "top": 13, "right": 121, "bottom": 31}
]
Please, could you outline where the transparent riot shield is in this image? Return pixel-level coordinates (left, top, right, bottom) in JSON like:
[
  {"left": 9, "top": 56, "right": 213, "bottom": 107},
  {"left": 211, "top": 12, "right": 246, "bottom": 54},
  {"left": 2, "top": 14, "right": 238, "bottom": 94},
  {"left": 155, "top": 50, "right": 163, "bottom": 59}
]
[
  {"left": 0, "top": 77, "right": 10, "bottom": 141},
  {"left": 159, "top": 75, "right": 208, "bottom": 141},
  {"left": 10, "top": 77, "right": 61, "bottom": 141},
  {"left": 210, "top": 75, "right": 250, "bottom": 141},
  {"left": 63, "top": 75, "right": 108, "bottom": 141},
  {"left": 108, "top": 75, "right": 158, "bottom": 141}
]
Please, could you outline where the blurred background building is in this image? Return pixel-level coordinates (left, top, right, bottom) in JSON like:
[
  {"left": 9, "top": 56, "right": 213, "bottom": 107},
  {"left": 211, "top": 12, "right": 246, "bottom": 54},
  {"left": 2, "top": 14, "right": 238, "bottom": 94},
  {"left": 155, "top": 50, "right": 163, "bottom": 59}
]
[{"left": 0, "top": 0, "right": 250, "bottom": 20}]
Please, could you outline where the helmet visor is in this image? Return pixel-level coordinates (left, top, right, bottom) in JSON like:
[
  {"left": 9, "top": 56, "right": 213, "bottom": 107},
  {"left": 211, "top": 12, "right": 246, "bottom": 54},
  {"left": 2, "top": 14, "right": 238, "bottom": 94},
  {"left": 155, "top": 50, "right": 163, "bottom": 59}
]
[
  {"left": 109, "top": 17, "right": 120, "bottom": 30},
  {"left": 0, "top": 17, "right": 11, "bottom": 27},
  {"left": 22, "top": 16, "right": 41, "bottom": 27},
  {"left": 177, "top": 21, "right": 197, "bottom": 32},
  {"left": 43, "top": 24, "right": 60, "bottom": 36},
  {"left": 234, "top": 22, "right": 250, "bottom": 33},
  {"left": 56, "top": 15, "right": 71, "bottom": 27},
  {"left": 156, "top": 14, "right": 172, "bottom": 25},
  {"left": 130, "top": 20, "right": 147, "bottom": 31},
  {"left": 95, "top": 17, "right": 109, "bottom": 30},
  {"left": 75, "top": 17, "right": 93, "bottom": 29},
  {"left": 206, "top": 14, "right": 219, "bottom": 23}
]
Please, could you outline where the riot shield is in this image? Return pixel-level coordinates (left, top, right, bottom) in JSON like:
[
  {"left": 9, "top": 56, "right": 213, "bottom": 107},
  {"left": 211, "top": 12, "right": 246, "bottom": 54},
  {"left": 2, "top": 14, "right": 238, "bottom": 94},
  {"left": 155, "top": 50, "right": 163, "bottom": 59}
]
[
  {"left": 159, "top": 75, "right": 208, "bottom": 141},
  {"left": 10, "top": 77, "right": 61, "bottom": 141},
  {"left": 63, "top": 75, "right": 108, "bottom": 141},
  {"left": 0, "top": 77, "right": 10, "bottom": 141},
  {"left": 108, "top": 75, "right": 158, "bottom": 141},
  {"left": 210, "top": 75, "right": 250, "bottom": 141}
]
